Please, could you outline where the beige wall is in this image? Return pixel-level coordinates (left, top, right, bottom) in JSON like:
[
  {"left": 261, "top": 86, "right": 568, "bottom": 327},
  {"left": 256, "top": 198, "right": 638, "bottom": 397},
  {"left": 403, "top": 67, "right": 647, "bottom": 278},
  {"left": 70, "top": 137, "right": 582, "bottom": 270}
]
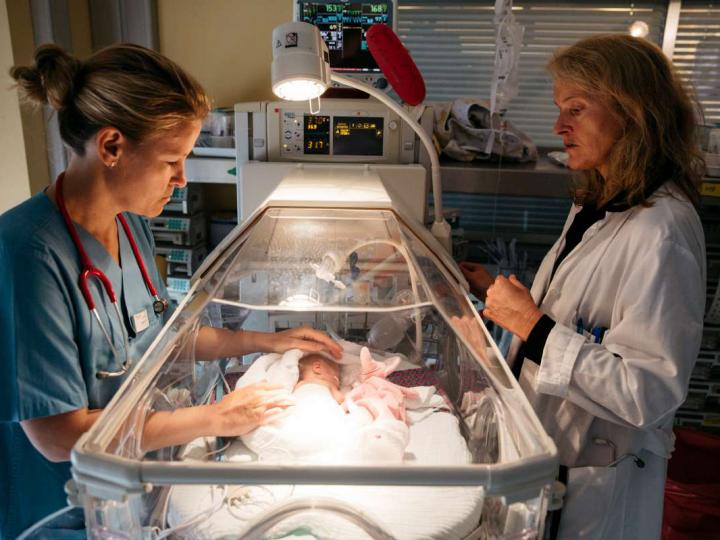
[
  {"left": 158, "top": 0, "right": 293, "bottom": 107},
  {"left": 3, "top": 0, "right": 93, "bottom": 202},
  {"left": 68, "top": 0, "right": 92, "bottom": 59},
  {"left": 0, "top": 0, "right": 31, "bottom": 212},
  {"left": 6, "top": 0, "right": 50, "bottom": 197}
]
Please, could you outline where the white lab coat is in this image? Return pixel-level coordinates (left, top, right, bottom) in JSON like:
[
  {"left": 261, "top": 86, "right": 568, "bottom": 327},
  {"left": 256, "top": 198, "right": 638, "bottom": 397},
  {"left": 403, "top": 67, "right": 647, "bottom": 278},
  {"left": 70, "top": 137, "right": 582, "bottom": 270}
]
[{"left": 508, "top": 183, "right": 706, "bottom": 539}]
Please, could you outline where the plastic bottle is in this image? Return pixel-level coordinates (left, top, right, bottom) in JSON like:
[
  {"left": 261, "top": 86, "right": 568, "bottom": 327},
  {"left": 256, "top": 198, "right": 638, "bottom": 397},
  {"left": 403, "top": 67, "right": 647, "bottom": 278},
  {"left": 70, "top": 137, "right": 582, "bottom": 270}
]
[
  {"left": 367, "top": 290, "right": 416, "bottom": 350},
  {"left": 367, "top": 314, "right": 413, "bottom": 350}
]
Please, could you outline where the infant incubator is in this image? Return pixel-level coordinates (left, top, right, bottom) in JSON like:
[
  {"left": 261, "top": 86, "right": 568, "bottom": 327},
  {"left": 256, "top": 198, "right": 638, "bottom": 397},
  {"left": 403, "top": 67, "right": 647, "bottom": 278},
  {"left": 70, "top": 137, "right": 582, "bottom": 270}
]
[{"left": 72, "top": 166, "right": 558, "bottom": 539}]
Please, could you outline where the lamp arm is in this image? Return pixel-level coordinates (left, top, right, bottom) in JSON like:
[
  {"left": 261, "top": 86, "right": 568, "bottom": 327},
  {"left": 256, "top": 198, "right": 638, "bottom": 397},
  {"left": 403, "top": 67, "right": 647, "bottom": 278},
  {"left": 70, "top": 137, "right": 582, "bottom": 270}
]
[{"left": 330, "top": 73, "right": 445, "bottom": 228}]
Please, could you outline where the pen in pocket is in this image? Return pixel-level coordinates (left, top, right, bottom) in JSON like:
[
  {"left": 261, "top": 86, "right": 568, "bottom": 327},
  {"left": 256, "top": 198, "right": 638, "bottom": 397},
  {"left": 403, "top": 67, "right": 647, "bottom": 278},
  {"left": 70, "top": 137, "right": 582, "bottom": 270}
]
[
  {"left": 591, "top": 326, "right": 606, "bottom": 344},
  {"left": 576, "top": 318, "right": 606, "bottom": 343}
]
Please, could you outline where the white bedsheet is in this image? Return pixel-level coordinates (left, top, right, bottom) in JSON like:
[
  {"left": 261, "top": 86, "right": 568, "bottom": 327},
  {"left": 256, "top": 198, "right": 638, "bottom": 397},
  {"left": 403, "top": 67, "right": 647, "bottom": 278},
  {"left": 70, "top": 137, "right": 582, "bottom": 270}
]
[{"left": 167, "top": 410, "right": 484, "bottom": 539}]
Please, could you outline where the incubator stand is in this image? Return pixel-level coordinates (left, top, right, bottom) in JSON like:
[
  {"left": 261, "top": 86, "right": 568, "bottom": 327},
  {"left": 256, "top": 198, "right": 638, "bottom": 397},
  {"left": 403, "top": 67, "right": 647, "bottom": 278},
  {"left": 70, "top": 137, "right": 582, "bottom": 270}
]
[{"left": 72, "top": 171, "right": 557, "bottom": 540}]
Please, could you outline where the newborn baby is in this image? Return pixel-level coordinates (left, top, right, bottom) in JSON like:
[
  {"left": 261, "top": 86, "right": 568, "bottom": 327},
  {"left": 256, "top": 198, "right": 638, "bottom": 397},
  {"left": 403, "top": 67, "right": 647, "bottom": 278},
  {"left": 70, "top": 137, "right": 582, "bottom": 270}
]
[
  {"left": 274, "top": 354, "right": 348, "bottom": 463},
  {"left": 241, "top": 349, "right": 414, "bottom": 464},
  {"left": 295, "top": 353, "right": 345, "bottom": 404}
]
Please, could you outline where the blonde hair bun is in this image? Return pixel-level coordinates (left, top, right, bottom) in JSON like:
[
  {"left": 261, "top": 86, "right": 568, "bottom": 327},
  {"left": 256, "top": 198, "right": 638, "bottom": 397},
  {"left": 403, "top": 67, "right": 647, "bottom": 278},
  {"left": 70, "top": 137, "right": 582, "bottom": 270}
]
[
  {"left": 10, "top": 44, "right": 80, "bottom": 111},
  {"left": 10, "top": 43, "right": 209, "bottom": 156}
]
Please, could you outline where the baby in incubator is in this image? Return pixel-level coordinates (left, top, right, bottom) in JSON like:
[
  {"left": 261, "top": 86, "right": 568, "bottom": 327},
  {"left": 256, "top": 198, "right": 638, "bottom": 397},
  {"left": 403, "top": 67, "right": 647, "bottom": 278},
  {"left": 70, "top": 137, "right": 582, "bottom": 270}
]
[
  {"left": 293, "top": 350, "right": 414, "bottom": 463},
  {"left": 294, "top": 353, "right": 345, "bottom": 404},
  {"left": 241, "top": 348, "right": 416, "bottom": 464},
  {"left": 268, "top": 354, "right": 347, "bottom": 462}
]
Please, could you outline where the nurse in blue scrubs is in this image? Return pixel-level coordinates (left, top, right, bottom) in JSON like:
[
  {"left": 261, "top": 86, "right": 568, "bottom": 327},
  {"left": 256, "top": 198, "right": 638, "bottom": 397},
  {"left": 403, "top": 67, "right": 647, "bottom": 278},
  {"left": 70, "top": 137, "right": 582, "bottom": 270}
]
[{"left": 0, "top": 44, "right": 341, "bottom": 539}]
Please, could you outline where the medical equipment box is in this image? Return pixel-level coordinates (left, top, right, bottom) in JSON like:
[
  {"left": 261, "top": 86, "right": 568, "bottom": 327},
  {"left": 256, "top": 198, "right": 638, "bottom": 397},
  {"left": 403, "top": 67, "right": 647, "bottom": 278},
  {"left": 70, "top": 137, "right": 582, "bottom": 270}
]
[
  {"left": 154, "top": 243, "right": 207, "bottom": 276},
  {"left": 165, "top": 273, "right": 192, "bottom": 303},
  {"left": 149, "top": 212, "right": 207, "bottom": 246},
  {"left": 71, "top": 167, "right": 557, "bottom": 540},
  {"left": 235, "top": 98, "right": 432, "bottom": 165},
  {"left": 164, "top": 185, "right": 204, "bottom": 215}
]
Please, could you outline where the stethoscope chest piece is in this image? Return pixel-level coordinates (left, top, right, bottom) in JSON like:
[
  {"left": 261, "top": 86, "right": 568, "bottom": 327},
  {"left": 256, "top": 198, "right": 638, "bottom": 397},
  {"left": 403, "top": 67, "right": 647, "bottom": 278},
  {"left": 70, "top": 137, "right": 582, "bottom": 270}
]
[{"left": 153, "top": 297, "right": 169, "bottom": 315}]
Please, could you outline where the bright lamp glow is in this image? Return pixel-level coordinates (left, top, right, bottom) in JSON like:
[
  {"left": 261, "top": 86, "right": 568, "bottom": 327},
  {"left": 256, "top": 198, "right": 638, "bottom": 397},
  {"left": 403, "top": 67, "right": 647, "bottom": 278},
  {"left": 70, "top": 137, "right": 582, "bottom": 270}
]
[
  {"left": 629, "top": 20, "right": 649, "bottom": 38},
  {"left": 279, "top": 293, "right": 321, "bottom": 308},
  {"left": 271, "top": 21, "right": 331, "bottom": 103},
  {"left": 273, "top": 78, "right": 327, "bottom": 101}
]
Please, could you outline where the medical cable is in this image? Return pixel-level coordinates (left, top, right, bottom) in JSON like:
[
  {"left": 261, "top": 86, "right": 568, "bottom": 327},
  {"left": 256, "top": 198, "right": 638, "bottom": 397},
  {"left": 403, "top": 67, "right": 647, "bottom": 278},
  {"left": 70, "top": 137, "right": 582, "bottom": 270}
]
[
  {"left": 155, "top": 484, "right": 228, "bottom": 539},
  {"left": 219, "top": 368, "right": 232, "bottom": 394},
  {"left": 153, "top": 439, "right": 231, "bottom": 535},
  {"left": 16, "top": 505, "right": 76, "bottom": 540},
  {"left": 226, "top": 484, "right": 294, "bottom": 521},
  {"left": 204, "top": 439, "right": 232, "bottom": 459},
  {"left": 236, "top": 496, "right": 396, "bottom": 540}
]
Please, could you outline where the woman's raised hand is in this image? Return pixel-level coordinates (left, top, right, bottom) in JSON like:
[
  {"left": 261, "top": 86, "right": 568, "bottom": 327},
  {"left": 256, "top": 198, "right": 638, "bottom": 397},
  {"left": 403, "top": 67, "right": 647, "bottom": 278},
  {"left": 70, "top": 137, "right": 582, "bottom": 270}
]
[
  {"left": 483, "top": 274, "right": 543, "bottom": 341},
  {"left": 459, "top": 262, "right": 495, "bottom": 301}
]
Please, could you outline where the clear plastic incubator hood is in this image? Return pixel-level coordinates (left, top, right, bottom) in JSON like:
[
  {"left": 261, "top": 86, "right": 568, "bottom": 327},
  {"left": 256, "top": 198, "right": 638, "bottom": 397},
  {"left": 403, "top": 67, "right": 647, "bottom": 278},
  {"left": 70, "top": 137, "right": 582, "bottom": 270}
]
[{"left": 72, "top": 164, "right": 558, "bottom": 540}]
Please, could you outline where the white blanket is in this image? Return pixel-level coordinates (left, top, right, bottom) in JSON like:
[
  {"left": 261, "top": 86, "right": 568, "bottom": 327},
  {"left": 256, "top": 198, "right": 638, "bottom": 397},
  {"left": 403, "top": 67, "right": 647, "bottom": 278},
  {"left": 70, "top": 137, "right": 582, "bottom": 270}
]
[
  {"left": 237, "top": 347, "right": 445, "bottom": 464},
  {"left": 249, "top": 383, "right": 349, "bottom": 464},
  {"left": 168, "top": 410, "right": 484, "bottom": 539}
]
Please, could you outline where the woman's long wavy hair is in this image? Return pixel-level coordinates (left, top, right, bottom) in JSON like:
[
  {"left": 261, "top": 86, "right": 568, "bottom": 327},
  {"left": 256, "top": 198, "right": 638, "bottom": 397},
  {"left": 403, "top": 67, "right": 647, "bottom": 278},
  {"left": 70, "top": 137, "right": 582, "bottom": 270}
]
[{"left": 547, "top": 34, "right": 704, "bottom": 208}]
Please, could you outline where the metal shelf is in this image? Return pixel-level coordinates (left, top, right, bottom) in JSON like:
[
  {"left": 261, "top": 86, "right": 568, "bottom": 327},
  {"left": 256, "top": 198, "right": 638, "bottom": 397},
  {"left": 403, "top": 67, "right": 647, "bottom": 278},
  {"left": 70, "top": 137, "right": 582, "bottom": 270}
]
[
  {"left": 442, "top": 158, "right": 720, "bottom": 204},
  {"left": 440, "top": 156, "right": 573, "bottom": 198}
]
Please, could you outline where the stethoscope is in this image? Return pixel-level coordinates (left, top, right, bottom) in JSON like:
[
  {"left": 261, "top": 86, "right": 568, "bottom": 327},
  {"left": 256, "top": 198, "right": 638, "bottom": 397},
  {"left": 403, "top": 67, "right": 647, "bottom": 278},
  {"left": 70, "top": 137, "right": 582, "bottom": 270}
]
[{"left": 56, "top": 173, "right": 168, "bottom": 378}]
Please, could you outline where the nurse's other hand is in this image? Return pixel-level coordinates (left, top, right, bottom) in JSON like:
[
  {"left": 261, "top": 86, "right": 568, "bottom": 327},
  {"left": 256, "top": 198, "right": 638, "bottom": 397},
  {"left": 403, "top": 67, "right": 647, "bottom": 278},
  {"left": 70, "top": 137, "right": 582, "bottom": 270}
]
[
  {"left": 459, "top": 262, "right": 494, "bottom": 301},
  {"left": 211, "top": 383, "right": 294, "bottom": 436},
  {"left": 483, "top": 274, "right": 542, "bottom": 341},
  {"left": 262, "top": 326, "right": 343, "bottom": 359}
]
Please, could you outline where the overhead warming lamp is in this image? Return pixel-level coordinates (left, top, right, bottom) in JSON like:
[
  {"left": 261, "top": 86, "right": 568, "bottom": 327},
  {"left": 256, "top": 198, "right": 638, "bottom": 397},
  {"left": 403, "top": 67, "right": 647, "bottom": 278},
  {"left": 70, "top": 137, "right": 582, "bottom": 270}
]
[{"left": 270, "top": 21, "right": 452, "bottom": 252}]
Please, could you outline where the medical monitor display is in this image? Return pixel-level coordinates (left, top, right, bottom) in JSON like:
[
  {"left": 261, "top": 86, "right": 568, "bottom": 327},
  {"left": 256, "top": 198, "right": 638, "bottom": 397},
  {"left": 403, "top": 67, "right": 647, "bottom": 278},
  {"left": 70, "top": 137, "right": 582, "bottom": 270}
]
[
  {"left": 298, "top": 1, "right": 393, "bottom": 73},
  {"left": 303, "top": 115, "right": 331, "bottom": 154},
  {"left": 333, "top": 116, "right": 384, "bottom": 155}
]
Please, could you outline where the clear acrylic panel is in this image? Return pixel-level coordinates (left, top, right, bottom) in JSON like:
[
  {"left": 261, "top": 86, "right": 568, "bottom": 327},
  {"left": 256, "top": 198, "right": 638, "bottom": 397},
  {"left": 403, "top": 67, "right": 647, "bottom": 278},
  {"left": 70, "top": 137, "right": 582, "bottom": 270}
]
[
  {"left": 75, "top": 204, "right": 555, "bottom": 540},
  {"left": 215, "top": 208, "right": 430, "bottom": 310}
]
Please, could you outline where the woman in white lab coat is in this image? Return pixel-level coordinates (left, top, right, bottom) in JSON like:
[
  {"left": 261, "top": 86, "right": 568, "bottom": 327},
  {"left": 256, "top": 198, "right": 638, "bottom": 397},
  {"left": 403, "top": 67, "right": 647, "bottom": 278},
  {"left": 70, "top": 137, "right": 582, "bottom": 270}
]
[{"left": 461, "top": 35, "right": 706, "bottom": 539}]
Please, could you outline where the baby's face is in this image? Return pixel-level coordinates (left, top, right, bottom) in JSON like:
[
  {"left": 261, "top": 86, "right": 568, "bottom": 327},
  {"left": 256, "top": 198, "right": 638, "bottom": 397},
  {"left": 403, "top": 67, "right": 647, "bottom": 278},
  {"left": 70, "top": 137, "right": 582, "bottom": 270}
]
[{"left": 299, "top": 354, "right": 341, "bottom": 389}]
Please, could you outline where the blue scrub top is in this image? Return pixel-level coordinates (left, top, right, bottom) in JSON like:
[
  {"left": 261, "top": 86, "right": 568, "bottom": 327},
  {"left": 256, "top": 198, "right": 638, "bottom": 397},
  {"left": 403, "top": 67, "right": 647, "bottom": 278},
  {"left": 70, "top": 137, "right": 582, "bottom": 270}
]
[{"left": 0, "top": 192, "right": 173, "bottom": 539}]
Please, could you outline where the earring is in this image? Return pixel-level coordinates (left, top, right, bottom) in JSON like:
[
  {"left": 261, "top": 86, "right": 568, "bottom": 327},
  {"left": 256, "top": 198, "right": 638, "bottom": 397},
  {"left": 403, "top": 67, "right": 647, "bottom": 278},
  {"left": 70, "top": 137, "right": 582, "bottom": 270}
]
[{"left": 108, "top": 161, "right": 118, "bottom": 169}]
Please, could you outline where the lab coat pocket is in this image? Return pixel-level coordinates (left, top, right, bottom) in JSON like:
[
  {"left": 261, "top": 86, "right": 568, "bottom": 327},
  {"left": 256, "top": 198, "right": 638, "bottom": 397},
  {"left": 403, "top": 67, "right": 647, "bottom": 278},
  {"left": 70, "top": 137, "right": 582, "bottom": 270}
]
[{"left": 557, "top": 466, "right": 617, "bottom": 540}]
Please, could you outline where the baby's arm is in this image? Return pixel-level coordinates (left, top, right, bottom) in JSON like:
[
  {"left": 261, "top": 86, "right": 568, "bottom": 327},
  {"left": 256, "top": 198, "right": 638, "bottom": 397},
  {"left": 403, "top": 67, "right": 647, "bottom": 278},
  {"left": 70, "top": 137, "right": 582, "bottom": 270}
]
[{"left": 331, "top": 386, "right": 345, "bottom": 404}]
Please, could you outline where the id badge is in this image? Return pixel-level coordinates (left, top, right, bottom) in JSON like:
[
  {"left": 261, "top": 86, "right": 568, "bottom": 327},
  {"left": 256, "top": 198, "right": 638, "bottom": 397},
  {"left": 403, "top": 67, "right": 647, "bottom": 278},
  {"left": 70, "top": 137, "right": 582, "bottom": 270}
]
[{"left": 132, "top": 309, "right": 150, "bottom": 333}]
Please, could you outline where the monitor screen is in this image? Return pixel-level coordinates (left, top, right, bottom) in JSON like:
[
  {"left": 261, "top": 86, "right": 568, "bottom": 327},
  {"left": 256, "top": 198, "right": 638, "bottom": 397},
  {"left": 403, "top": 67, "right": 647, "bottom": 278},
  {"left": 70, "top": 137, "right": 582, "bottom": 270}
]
[
  {"left": 303, "top": 115, "right": 331, "bottom": 155},
  {"left": 297, "top": 1, "right": 393, "bottom": 73},
  {"left": 333, "top": 116, "right": 384, "bottom": 155}
]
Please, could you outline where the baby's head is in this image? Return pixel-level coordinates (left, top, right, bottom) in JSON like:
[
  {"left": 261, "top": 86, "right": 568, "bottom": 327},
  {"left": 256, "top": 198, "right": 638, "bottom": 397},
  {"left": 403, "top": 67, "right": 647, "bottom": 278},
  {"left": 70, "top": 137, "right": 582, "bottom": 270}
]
[{"left": 297, "top": 353, "right": 341, "bottom": 390}]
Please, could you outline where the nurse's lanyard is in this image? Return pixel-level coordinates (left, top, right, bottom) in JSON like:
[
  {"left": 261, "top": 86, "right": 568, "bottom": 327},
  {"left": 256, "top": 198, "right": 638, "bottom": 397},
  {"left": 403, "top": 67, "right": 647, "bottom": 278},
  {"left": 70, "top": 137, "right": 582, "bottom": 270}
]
[{"left": 56, "top": 173, "right": 168, "bottom": 378}]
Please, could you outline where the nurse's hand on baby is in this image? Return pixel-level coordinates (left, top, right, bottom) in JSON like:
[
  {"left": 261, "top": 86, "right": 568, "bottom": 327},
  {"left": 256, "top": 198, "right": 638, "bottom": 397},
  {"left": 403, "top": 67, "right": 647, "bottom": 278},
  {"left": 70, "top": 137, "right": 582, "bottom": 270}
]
[
  {"left": 483, "top": 274, "right": 543, "bottom": 341},
  {"left": 210, "top": 382, "right": 295, "bottom": 436},
  {"left": 260, "top": 326, "right": 343, "bottom": 359},
  {"left": 195, "top": 325, "right": 342, "bottom": 361}
]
